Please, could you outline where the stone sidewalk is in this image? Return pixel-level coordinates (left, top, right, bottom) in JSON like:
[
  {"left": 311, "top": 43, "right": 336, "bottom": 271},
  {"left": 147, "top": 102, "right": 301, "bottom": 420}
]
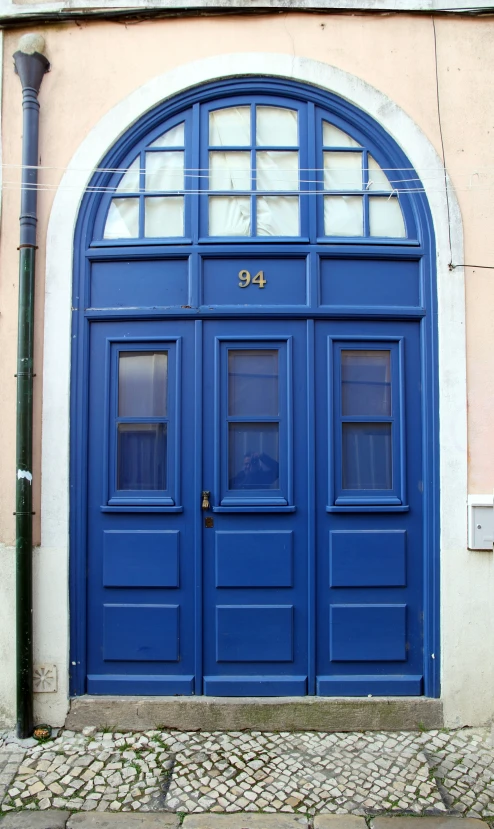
[
  {"left": 0, "top": 810, "right": 493, "bottom": 829},
  {"left": 1, "top": 727, "right": 494, "bottom": 822}
]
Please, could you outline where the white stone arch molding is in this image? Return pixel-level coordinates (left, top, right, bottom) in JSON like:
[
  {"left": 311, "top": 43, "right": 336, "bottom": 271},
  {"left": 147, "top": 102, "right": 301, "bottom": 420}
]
[{"left": 42, "top": 52, "right": 466, "bottom": 701}]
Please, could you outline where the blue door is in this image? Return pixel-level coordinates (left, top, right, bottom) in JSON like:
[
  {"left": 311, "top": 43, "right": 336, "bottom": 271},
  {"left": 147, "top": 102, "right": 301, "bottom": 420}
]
[
  {"left": 75, "top": 79, "right": 438, "bottom": 698},
  {"left": 85, "top": 315, "right": 425, "bottom": 695}
]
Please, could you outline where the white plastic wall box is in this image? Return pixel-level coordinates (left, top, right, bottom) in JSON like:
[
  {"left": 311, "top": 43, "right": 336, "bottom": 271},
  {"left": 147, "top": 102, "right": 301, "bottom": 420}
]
[{"left": 467, "top": 494, "right": 494, "bottom": 551}]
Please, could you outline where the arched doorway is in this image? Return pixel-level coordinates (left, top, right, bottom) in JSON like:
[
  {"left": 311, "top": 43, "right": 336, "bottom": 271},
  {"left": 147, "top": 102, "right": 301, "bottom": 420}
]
[{"left": 71, "top": 77, "right": 438, "bottom": 697}]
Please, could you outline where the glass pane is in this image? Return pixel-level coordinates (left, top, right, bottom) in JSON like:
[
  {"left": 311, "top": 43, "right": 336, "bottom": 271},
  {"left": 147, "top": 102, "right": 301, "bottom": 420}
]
[
  {"left": 367, "top": 155, "right": 393, "bottom": 191},
  {"left": 324, "top": 195, "right": 363, "bottom": 236},
  {"left": 369, "top": 197, "right": 406, "bottom": 237},
  {"left": 116, "top": 157, "right": 140, "bottom": 193},
  {"left": 256, "top": 107, "right": 298, "bottom": 146},
  {"left": 119, "top": 352, "right": 168, "bottom": 417},
  {"left": 209, "top": 107, "right": 250, "bottom": 146},
  {"left": 144, "top": 197, "right": 184, "bottom": 237},
  {"left": 323, "top": 122, "right": 361, "bottom": 148},
  {"left": 228, "top": 350, "right": 279, "bottom": 416},
  {"left": 117, "top": 423, "right": 167, "bottom": 491},
  {"left": 257, "top": 196, "right": 299, "bottom": 236},
  {"left": 209, "top": 152, "right": 251, "bottom": 190},
  {"left": 229, "top": 424, "right": 279, "bottom": 490},
  {"left": 342, "top": 351, "right": 391, "bottom": 416},
  {"left": 256, "top": 152, "right": 299, "bottom": 191},
  {"left": 209, "top": 196, "right": 251, "bottom": 236},
  {"left": 104, "top": 198, "right": 139, "bottom": 239},
  {"left": 145, "top": 151, "right": 184, "bottom": 191},
  {"left": 149, "top": 123, "right": 185, "bottom": 148},
  {"left": 342, "top": 423, "right": 392, "bottom": 490},
  {"left": 324, "top": 152, "right": 362, "bottom": 190}
]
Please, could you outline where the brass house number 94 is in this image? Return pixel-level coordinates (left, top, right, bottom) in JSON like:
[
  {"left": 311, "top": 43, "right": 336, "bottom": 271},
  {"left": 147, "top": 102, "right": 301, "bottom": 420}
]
[{"left": 238, "top": 269, "right": 267, "bottom": 288}]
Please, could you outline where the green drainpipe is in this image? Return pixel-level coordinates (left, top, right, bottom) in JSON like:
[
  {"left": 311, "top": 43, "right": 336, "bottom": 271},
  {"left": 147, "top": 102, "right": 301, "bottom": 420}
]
[{"left": 13, "top": 34, "right": 49, "bottom": 740}]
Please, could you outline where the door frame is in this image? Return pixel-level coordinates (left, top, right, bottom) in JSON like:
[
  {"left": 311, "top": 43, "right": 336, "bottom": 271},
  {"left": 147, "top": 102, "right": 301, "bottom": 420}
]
[{"left": 41, "top": 56, "right": 464, "bottom": 705}]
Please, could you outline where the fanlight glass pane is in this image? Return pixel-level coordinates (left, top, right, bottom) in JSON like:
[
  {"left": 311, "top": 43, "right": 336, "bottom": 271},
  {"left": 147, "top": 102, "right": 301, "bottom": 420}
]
[
  {"left": 117, "top": 423, "right": 167, "bottom": 491},
  {"left": 209, "top": 152, "right": 251, "bottom": 190},
  {"left": 367, "top": 155, "right": 393, "bottom": 191},
  {"left": 369, "top": 197, "right": 406, "bottom": 237},
  {"left": 342, "top": 422, "right": 392, "bottom": 490},
  {"left": 257, "top": 196, "right": 299, "bottom": 236},
  {"left": 256, "top": 152, "right": 299, "bottom": 191},
  {"left": 228, "top": 350, "right": 279, "bottom": 417},
  {"left": 116, "top": 157, "right": 140, "bottom": 193},
  {"left": 149, "top": 123, "right": 185, "bottom": 148},
  {"left": 323, "top": 122, "right": 361, "bottom": 148},
  {"left": 119, "top": 352, "right": 168, "bottom": 417},
  {"left": 144, "top": 197, "right": 184, "bottom": 237},
  {"left": 324, "top": 196, "right": 363, "bottom": 236},
  {"left": 342, "top": 351, "right": 391, "bottom": 416},
  {"left": 324, "top": 152, "right": 362, "bottom": 190},
  {"left": 104, "top": 198, "right": 139, "bottom": 239},
  {"left": 209, "top": 196, "right": 251, "bottom": 236},
  {"left": 145, "top": 151, "right": 184, "bottom": 191},
  {"left": 209, "top": 107, "right": 251, "bottom": 146},
  {"left": 229, "top": 423, "right": 279, "bottom": 490},
  {"left": 256, "top": 107, "right": 298, "bottom": 147}
]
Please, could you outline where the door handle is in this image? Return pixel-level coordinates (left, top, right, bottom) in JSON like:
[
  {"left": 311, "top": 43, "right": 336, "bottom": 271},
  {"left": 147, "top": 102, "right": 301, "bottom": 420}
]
[{"left": 201, "top": 490, "right": 211, "bottom": 510}]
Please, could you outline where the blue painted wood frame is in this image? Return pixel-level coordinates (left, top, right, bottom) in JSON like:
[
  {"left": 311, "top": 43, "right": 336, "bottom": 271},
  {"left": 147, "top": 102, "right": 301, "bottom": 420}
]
[{"left": 70, "top": 76, "right": 440, "bottom": 699}]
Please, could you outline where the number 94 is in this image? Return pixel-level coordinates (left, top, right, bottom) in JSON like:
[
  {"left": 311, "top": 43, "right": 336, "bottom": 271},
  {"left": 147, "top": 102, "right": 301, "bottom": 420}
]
[{"left": 238, "top": 269, "right": 267, "bottom": 289}]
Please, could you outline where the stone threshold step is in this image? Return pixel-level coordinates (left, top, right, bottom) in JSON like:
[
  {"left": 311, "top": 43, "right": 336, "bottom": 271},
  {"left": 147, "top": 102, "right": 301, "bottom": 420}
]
[
  {"left": 0, "top": 814, "right": 488, "bottom": 829},
  {"left": 66, "top": 695, "right": 443, "bottom": 733}
]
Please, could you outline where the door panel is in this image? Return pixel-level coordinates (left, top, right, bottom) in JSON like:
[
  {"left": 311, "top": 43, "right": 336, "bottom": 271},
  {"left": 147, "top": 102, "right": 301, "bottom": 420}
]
[
  {"left": 315, "top": 320, "right": 424, "bottom": 696},
  {"left": 86, "top": 320, "right": 196, "bottom": 695},
  {"left": 201, "top": 320, "right": 309, "bottom": 695}
]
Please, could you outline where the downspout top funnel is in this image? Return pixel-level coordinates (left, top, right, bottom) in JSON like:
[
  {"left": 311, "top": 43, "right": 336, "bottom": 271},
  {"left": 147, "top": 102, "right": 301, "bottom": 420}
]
[{"left": 14, "top": 34, "right": 50, "bottom": 93}]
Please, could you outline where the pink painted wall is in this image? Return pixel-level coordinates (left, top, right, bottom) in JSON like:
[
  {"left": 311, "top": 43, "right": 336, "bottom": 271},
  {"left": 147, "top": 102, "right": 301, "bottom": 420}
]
[{"left": 0, "top": 13, "right": 492, "bottom": 543}]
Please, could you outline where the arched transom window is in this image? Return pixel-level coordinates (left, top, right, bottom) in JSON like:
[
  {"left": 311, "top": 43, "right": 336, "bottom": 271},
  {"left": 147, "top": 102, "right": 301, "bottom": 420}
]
[{"left": 99, "top": 96, "right": 409, "bottom": 244}]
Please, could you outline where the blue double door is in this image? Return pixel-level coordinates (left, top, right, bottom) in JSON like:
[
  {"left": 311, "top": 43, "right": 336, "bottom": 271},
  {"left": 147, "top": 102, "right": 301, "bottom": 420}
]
[{"left": 86, "top": 317, "right": 424, "bottom": 696}]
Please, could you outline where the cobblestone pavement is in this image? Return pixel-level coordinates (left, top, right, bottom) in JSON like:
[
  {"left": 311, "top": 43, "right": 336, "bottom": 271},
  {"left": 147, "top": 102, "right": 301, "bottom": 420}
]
[{"left": 0, "top": 727, "right": 493, "bottom": 819}]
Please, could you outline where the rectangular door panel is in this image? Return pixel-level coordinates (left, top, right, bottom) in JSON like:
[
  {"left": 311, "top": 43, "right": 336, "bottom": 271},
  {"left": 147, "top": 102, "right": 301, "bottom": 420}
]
[
  {"left": 202, "top": 320, "right": 309, "bottom": 695},
  {"left": 86, "top": 320, "right": 197, "bottom": 695},
  {"left": 215, "top": 531, "right": 293, "bottom": 587},
  {"left": 315, "top": 320, "right": 424, "bottom": 696},
  {"left": 103, "top": 530, "right": 179, "bottom": 588}
]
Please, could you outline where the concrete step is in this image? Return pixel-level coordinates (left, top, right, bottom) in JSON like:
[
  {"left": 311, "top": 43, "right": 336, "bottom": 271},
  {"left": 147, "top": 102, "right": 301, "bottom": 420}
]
[{"left": 66, "top": 695, "right": 443, "bottom": 733}]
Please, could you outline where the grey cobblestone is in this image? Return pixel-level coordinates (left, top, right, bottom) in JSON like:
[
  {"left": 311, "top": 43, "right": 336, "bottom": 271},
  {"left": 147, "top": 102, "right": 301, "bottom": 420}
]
[{"left": 1, "top": 727, "right": 494, "bottom": 818}]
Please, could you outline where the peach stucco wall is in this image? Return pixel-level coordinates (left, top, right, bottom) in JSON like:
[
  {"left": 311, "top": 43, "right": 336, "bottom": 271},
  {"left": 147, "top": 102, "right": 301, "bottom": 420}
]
[{"left": 0, "top": 12, "right": 492, "bottom": 541}]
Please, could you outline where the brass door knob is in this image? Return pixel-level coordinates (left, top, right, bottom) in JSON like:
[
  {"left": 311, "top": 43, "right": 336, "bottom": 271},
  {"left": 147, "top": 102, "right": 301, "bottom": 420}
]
[{"left": 201, "top": 490, "right": 211, "bottom": 510}]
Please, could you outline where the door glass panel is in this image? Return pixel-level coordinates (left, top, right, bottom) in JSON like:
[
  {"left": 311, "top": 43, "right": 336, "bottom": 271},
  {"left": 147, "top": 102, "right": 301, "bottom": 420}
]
[
  {"left": 342, "top": 422, "right": 392, "bottom": 490},
  {"left": 209, "top": 107, "right": 251, "bottom": 146},
  {"left": 116, "top": 157, "right": 140, "bottom": 193},
  {"left": 324, "top": 152, "right": 362, "bottom": 190},
  {"left": 229, "top": 423, "right": 279, "bottom": 490},
  {"left": 209, "top": 196, "right": 251, "bottom": 236},
  {"left": 144, "top": 197, "right": 184, "bottom": 237},
  {"left": 145, "top": 151, "right": 184, "bottom": 191},
  {"left": 342, "top": 351, "right": 391, "bottom": 416},
  {"left": 323, "top": 122, "right": 361, "bottom": 148},
  {"left": 117, "top": 423, "right": 167, "bottom": 490},
  {"left": 324, "top": 195, "right": 363, "bottom": 236},
  {"left": 209, "top": 152, "right": 251, "bottom": 190},
  {"left": 119, "top": 352, "right": 168, "bottom": 417},
  {"left": 149, "top": 122, "right": 185, "bottom": 148},
  {"left": 256, "top": 151, "right": 299, "bottom": 191},
  {"left": 257, "top": 196, "right": 299, "bottom": 236},
  {"left": 256, "top": 107, "right": 298, "bottom": 146},
  {"left": 367, "top": 155, "right": 393, "bottom": 191},
  {"left": 369, "top": 197, "right": 406, "bottom": 237},
  {"left": 104, "top": 198, "right": 139, "bottom": 239},
  {"left": 228, "top": 350, "right": 279, "bottom": 416}
]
